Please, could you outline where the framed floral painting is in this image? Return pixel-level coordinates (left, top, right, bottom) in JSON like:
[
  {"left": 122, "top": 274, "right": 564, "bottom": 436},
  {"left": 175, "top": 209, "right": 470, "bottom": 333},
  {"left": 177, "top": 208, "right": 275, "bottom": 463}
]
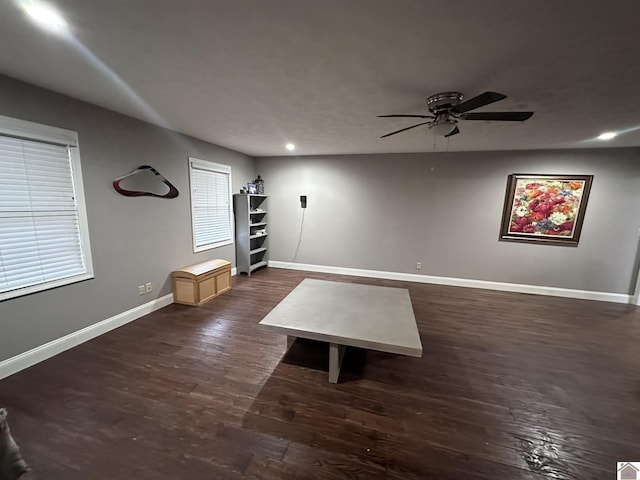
[{"left": 499, "top": 174, "right": 593, "bottom": 246}]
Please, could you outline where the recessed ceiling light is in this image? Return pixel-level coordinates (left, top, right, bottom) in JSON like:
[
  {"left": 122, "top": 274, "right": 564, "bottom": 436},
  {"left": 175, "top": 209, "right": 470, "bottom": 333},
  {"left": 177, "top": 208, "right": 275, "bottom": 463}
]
[
  {"left": 597, "top": 132, "right": 617, "bottom": 141},
  {"left": 285, "top": 143, "right": 295, "bottom": 151},
  {"left": 18, "top": 0, "right": 68, "bottom": 33}
]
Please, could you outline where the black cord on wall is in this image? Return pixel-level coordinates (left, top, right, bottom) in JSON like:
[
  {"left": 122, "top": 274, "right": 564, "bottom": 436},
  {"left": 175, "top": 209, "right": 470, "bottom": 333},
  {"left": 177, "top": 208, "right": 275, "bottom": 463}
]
[{"left": 291, "top": 207, "right": 306, "bottom": 264}]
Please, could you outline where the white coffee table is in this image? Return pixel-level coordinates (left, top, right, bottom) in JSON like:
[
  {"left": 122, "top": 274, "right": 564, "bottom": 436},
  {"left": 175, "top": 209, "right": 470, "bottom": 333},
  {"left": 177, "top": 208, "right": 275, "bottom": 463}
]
[{"left": 259, "top": 279, "right": 423, "bottom": 383}]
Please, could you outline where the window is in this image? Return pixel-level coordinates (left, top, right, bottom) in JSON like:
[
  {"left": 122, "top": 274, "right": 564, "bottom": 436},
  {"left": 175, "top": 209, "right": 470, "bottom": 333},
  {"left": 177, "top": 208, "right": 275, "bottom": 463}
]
[
  {"left": 0, "top": 115, "right": 93, "bottom": 301},
  {"left": 188, "top": 157, "right": 233, "bottom": 252}
]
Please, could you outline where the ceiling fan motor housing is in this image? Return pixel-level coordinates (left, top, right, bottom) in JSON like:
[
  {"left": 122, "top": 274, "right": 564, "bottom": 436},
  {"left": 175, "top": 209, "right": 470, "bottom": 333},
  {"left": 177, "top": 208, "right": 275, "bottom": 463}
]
[{"left": 427, "top": 92, "right": 463, "bottom": 113}]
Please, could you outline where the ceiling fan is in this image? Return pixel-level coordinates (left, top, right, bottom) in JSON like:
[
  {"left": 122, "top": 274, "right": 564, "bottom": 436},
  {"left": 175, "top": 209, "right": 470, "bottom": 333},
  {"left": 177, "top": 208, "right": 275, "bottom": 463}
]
[{"left": 378, "top": 91, "right": 533, "bottom": 138}]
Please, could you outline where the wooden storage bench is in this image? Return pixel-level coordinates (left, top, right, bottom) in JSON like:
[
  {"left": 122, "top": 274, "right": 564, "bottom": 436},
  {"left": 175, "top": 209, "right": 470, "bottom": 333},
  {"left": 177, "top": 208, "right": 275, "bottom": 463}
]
[{"left": 171, "top": 259, "right": 232, "bottom": 306}]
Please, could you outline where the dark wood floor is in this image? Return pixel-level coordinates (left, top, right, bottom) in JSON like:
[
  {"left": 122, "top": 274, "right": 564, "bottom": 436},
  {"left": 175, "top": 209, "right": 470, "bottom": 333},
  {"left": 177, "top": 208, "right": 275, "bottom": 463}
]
[{"left": 1, "top": 268, "right": 639, "bottom": 479}]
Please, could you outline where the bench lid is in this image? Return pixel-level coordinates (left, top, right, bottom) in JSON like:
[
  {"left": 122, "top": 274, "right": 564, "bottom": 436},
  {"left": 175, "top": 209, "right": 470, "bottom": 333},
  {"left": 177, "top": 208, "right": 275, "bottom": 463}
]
[{"left": 172, "top": 259, "right": 231, "bottom": 279}]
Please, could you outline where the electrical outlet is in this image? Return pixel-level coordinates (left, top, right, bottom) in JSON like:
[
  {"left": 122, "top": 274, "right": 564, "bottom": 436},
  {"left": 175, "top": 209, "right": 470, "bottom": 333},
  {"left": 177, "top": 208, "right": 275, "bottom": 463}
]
[
  {"left": 138, "top": 285, "right": 146, "bottom": 295},
  {"left": 145, "top": 282, "right": 152, "bottom": 293},
  {"left": 416, "top": 262, "right": 422, "bottom": 270}
]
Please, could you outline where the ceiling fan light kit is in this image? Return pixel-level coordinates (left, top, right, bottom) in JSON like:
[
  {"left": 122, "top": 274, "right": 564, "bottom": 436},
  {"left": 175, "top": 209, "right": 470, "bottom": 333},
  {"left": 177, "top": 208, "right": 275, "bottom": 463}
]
[
  {"left": 379, "top": 91, "right": 534, "bottom": 138},
  {"left": 429, "top": 121, "right": 457, "bottom": 136}
]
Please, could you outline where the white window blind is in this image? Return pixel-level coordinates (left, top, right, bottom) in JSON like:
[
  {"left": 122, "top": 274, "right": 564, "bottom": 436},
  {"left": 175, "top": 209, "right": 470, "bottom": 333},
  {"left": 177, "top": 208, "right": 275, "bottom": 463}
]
[
  {"left": 189, "top": 158, "right": 233, "bottom": 252},
  {"left": 0, "top": 115, "right": 93, "bottom": 301}
]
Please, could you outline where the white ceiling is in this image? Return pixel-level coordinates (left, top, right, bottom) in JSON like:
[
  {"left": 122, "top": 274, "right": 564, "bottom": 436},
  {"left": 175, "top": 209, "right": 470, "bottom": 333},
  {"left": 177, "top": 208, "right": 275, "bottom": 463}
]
[{"left": 1, "top": 0, "right": 640, "bottom": 157}]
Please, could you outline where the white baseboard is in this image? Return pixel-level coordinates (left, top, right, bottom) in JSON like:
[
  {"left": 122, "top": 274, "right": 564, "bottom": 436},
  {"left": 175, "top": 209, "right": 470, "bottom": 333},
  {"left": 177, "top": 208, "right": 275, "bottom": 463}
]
[
  {"left": 232, "top": 267, "right": 237, "bottom": 276},
  {"left": 0, "top": 293, "right": 174, "bottom": 381},
  {"left": 269, "top": 261, "right": 632, "bottom": 304}
]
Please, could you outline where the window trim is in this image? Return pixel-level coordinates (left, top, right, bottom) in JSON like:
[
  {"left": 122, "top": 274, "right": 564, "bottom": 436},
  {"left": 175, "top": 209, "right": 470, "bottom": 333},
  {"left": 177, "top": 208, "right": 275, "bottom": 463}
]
[
  {"left": 0, "top": 115, "right": 94, "bottom": 302},
  {"left": 188, "top": 157, "right": 234, "bottom": 253}
]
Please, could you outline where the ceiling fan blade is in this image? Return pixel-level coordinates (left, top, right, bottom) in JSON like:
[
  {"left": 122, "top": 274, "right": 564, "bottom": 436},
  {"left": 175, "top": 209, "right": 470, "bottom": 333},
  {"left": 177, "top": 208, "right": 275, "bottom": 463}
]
[
  {"left": 461, "top": 111, "right": 534, "bottom": 121},
  {"left": 451, "top": 91, "right": 507, "bottom": 114},
  {"left": 378, "top": 114, "right": 433, "bottom": 119},
  {"left": 380, "top": 121, "right": 432, "bottom": 138},
  {"left": 444, "top": 125, "right": 460, "bottom": 137}
]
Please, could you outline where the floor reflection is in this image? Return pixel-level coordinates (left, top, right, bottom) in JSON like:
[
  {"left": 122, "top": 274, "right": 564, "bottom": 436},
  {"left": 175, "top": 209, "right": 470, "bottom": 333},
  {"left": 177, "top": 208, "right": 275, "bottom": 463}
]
[{"left": 517, "top": 433, "right": 579, "bottom": 480}]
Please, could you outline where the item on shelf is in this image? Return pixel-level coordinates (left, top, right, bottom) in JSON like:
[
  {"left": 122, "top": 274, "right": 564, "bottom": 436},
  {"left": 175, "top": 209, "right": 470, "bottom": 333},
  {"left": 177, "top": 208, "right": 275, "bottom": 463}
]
[
  {"left": 254, "top": 228, "right": 267, "bottom": 236},
  {"left": 247, "top": 182, "right": 257, "bottom": 194},
  {"left": 254, "top": 175, "right": 265, "bottom": 194},
  {"left": 240, "top": 187, "right": 247, "bottom": 194}
]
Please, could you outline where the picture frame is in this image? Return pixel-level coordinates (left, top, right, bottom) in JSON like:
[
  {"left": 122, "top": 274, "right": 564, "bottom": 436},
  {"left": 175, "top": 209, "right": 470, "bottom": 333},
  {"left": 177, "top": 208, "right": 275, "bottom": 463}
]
[
  {"left": 247, "top": 183, "right": 257, "bottom": 194},
  {"left": 499, "top": 174, "right": 593, "bottom": 246}
]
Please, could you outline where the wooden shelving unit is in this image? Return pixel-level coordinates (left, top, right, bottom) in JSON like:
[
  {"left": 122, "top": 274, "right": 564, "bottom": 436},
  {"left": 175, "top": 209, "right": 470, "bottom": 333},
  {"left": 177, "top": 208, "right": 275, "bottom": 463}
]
[{"left": 233, "top": 194, "right": 268, "bottom": 275}]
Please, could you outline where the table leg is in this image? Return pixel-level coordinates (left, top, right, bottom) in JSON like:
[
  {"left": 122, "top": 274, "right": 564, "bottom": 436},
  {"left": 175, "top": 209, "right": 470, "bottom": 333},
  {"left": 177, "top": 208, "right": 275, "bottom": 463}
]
[{"left": 329, "top": 343, "right": 346, "bottom": 384}]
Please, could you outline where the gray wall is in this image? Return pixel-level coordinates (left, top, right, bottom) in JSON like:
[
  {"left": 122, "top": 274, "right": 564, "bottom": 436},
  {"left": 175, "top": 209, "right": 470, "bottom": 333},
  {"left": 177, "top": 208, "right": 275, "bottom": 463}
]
[
  {"left": 2, "top": 73, "right": 638, "bottom": 363},
  {"left": 0, "top": 75, "right": 255, "bottom": 361},
  {"left": 257, "top": 149, "right": 640, "bottom": 294}
]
